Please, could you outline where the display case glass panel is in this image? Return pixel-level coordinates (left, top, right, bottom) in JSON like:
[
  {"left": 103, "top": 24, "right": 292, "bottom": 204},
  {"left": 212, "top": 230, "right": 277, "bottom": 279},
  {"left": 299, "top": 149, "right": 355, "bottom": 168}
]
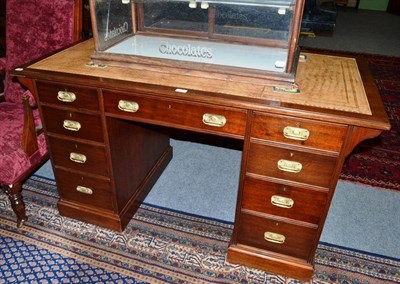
[
  {"left": 90, "top": 0, "right": 304, "bottom": 82},
  {"left": 142, "top": 1, "right": 209, "bottom": 32},
  {"left": 93, "top": 0, "right": 134, "bottom": 51},
  {"left": 213, "top": 4, "right": 293, "bottom": 41}
]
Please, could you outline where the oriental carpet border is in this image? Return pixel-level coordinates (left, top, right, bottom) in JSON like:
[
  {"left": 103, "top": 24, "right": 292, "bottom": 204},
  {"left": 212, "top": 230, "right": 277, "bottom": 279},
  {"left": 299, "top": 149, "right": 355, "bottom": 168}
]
[{"left": 1, "top": 176, "right": 399, "bottom": 283}]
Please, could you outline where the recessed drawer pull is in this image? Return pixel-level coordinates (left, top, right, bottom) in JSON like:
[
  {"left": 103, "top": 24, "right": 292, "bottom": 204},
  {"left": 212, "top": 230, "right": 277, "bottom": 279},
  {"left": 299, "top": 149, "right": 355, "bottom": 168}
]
[
  {"left": 69, "top": 152, "right": 87, "bottom": 164},
  {"left": 264, "top": 232, "right": 285, "bottom": 244},
  {"left": 271, "top": 195, "right": 294, "bottom": 209},
  {"left": 277, "top": 159, "right": 302, "bottom": 173},
  {"left": 76, "top": 186, "right": 93, "bottom": 195},
  {"left": 202, "top": 113, "right": 227, "bottom": 127},
  {"left": 118, "top": 100, "right": 139, "bottom": 113},
  {"left": 283, "top": 126, "right": 310, "bottom": 141},
  {"left": 63, "top": 120, "right": 81, "bottom": 131},
  {"left": 57, "top": 91, "right": 76, "bottom": 102}
]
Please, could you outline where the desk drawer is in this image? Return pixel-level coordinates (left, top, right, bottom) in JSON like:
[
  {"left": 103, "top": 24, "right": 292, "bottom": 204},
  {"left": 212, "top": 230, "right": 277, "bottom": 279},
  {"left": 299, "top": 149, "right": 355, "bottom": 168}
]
[
  {"left": 237, "top": 212, "right": 316, "bottom": 260},
  {"left": 251, "top": 112, "right": 347, "bottom": 152},
  {"left": 36, "top": 81, "right": 99, "bottom": 110},
  {"left": 55, "top": 168, "right": 114, "bottom": 211},
  {"left": 103, "top": 90, "right": 247, "bottom": 137},
  {"left": 242, "top": 177, "right": 327, "bottom": 224},
  {"left": 48, "top": 136, "right": 109, "bottom": 177},
  {"left": 247, "top": 142, "right": 337, "bottom": 188},
  {"left": 42, "top": 106, "right": 103, "bottom": 142}
]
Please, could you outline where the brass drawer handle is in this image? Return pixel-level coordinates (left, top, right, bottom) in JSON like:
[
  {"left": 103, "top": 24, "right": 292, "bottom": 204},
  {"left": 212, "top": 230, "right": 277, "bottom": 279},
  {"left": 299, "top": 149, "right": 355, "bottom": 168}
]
[
  {"left": 277, "top": 159, "right": 302, "bottom": 173},
  {"left": 118, "top": 100, "right": 139, "bottom": 113},
  {"left": 271, "top": 195, "right": 294, "bottom": 209},
  {"left": 264, "top": 232, "right": 285, "bottom": 244},
  {"left": 57, "top": 91, "right": 76, "bottom": 102},
  {"left": 63, "top": 120, "right": 81, "bottom": 131},
  {"left": 76, "top": 185, "right": 93, "bottom": 195},
  {"left": 69, "top": 152, "right": 87, "bottom": 164},
  {"left": 283, "top": 126, "right": 310, "bottom": 141},
  {"left": 202, "top": 113, "right": 226, "bottom": 127}
]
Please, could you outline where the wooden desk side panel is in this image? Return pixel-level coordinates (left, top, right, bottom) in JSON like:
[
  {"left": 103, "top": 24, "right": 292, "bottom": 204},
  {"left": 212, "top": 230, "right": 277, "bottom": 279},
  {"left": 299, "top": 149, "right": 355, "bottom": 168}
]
[{"left": 106, "top": 117, "right": 172, "bottom": 219}]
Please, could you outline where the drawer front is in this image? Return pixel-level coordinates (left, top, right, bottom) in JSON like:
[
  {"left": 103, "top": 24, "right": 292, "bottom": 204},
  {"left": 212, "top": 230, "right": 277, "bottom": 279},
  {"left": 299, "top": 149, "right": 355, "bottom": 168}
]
[
  {"left": 48, "top": 136, "right": 109, "bottom": 177},
  {"left": 42, "top": 106, "right": 103, "bottom": 142},
  {"left": 247, "top": 143, "right": 337, "bottom": 188},
  {"left": 103, "top": 90, "right": 247, "bottom": 137},
  {"left": 251, "top": 112, "right": 347, "bottom": 152},
  {"left": 55, "top": 168, "right": 114, "bottom": 211},
  {"left": 237, "top": 212, "right": 316, "bottom": 260},
  {"left": 242, "top": 177, "right": 327, "bottom": 224},
  {"left": 36, "top": 81, "right": 99, "bottom": 110}
]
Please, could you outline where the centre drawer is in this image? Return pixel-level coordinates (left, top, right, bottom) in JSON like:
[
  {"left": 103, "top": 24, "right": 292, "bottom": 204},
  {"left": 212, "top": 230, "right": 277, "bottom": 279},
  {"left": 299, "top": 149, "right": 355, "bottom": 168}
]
[
  {"left": 48, "top": 136, "right": 109, "bottom": 177},
  {"left": 247, "top": 142, "right": 337, "bottom": 188},
  {"left": 41, "top": 106, "right": 104, "bottom": 142},
  {"left": 55, "top": 168, "right": 114, "bottom": 211},
  {"left": 103, "top": 90, "right": 247, "bottom": 138},
  {"left": 237, "top": 212, "right": 317, "bottom": 260},
  {"left": 242, "top": 177, "right": 328, "bottom": 224}
]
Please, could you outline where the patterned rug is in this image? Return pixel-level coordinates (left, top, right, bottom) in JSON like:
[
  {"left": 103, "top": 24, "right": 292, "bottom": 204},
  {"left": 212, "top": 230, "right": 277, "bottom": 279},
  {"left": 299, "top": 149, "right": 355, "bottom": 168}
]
[
  {"left": 324, "top": 51, "right": 400, "bottom": 191},
  {"left": 1, "top": 176, "right": 399, "bottom": 283}
]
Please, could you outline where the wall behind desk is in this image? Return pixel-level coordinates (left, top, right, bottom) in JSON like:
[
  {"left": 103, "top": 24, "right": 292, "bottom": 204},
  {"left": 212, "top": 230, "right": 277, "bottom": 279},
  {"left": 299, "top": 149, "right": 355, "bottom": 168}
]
[{"left": 359, "top": 0, "right": 389, "bottom": 11}]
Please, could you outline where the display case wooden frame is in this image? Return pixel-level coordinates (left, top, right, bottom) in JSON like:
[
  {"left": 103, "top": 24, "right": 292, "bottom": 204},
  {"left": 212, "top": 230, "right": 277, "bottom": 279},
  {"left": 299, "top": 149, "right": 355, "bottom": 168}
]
[{"left": 89, "top": 0, "right": 306, "bottom": 86}]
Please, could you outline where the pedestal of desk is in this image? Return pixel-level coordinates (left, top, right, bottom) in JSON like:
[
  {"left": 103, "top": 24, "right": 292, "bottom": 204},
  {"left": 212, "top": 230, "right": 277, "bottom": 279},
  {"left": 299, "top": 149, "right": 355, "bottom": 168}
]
[{"left": 56, "top": 117, "right": 172, "bottom": 232}]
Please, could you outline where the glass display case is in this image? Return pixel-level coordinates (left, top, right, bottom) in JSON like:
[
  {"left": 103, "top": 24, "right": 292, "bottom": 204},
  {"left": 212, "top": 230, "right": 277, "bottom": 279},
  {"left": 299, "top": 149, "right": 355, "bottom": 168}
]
[{"left": 89, "top": 0, "right": 306, "bottom": 85}]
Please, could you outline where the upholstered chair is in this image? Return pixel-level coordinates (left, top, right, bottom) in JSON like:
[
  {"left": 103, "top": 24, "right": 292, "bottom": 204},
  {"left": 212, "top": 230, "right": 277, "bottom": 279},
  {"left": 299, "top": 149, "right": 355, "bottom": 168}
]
[{"left": 0, "top": 0, "right": 82, "bottom": 227}]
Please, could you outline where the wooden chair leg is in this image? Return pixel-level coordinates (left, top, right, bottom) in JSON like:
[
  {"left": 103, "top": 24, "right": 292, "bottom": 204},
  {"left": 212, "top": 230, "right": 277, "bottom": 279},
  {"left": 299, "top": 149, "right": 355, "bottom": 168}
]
[{"left": 2, "top": 183, "right": 27, "bottom": 228}]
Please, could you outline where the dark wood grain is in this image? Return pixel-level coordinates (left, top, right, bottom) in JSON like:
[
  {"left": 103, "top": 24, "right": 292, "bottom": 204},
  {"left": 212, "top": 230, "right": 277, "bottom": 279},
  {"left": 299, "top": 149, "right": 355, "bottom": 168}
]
[
  {"left": 242, "top": 176, "right": 328, "bottom": 224},
  {"left": 106, "top": 117, "right": 171, "bottom": 213},
  {"left": 237, "top": 212, "right": 317, "bottom": 260},
  {"left": 227, "top": 244, "right": 314, "bottom": 282},
  {"left": 41, "top": 106, "right": 104, "bottom": 142},
  {"left": 251, "top": 112, "right": 348, "bottom": 152},
  {"left": 21, "top": 95, "right": 39, "bottom": 156},
  {"left": 36, "top": 81, "right": 99, "bottom": 111},
  {"left": 55, "top": 167, "right": 113, "bottom": 211},
  {"left": 103, "top": 89, "right": 248, "bottom": 139},
  {"left": 58, "top": 199, "right": 123, "bottom": 231},
  {"left": 48, "top": 136, "right": 109, "bottom": 177},
  {"left": 247, "top": 141, "right": 337, "bottom": 188}
]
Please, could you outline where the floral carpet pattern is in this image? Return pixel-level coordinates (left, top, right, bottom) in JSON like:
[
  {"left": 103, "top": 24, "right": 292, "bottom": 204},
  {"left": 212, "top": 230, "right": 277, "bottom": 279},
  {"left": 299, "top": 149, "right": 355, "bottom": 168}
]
[
  {"left": 337, "top": 53, "right": 400, "bottom": 191},
  {"left": 1, "top": 176, "right": 399, "bottom": 283}
]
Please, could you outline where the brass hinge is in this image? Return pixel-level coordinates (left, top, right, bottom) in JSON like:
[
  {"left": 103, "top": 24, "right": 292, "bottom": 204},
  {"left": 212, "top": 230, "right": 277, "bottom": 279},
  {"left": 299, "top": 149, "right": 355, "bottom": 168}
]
[
  {"left": 85, "top": 61, "right": 107, "bottom": 68},
  {"left": 272, "top": 84, "right": 300, "bottom": 94}
]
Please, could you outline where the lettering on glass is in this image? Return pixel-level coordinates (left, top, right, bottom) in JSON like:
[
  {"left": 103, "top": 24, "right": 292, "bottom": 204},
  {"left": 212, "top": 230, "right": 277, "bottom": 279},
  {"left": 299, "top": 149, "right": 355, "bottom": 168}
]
[
  {"left": 105, "top": 22, "right": 129, "bottom": 42},
  {"left": 159, "top": 42, "right": 213, "bottom": 59}
]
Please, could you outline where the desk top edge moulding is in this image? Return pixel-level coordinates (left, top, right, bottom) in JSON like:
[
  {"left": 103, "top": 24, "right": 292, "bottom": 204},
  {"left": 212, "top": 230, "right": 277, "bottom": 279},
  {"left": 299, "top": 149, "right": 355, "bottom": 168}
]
[
  {"left": 23, "top": 39, "right": 388, "bottom": 129},
  {"left": 12, "top": 0, "right": 390, "bottom": 282}
]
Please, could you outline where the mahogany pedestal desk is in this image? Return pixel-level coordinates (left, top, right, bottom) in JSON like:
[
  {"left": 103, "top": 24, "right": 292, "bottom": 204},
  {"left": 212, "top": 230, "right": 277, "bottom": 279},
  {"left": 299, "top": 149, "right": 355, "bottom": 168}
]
[{"left": 15, "top": 40, "right": 390, "bottom": 281}]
